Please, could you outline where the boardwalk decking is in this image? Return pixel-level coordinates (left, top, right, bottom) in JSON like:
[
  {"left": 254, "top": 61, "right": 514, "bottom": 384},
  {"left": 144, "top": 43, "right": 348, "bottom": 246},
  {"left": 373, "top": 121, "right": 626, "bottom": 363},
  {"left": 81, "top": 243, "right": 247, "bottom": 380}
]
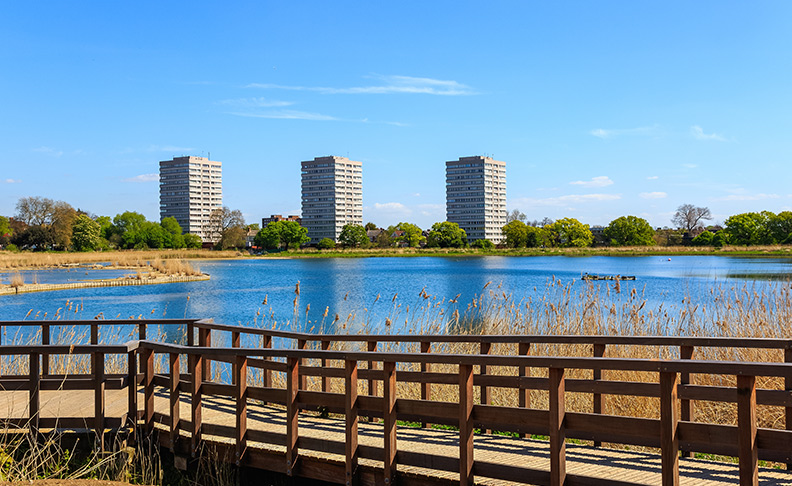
[{"left": 1, "top": 386, "right": 790, "bottom": 485}]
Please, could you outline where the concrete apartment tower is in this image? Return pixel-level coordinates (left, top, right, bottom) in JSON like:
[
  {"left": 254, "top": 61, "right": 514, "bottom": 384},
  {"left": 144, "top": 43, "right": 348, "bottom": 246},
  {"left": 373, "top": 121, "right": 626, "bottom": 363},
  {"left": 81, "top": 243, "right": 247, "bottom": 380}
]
[
  {"left": 301, "top": 156, "right": 362, "bottom": 243},
  {"left": 159, "top": 156, "right": 222, "bottom": 241},
  {"left": 446, "top": 156, "right": 507, "bottom": 244}
]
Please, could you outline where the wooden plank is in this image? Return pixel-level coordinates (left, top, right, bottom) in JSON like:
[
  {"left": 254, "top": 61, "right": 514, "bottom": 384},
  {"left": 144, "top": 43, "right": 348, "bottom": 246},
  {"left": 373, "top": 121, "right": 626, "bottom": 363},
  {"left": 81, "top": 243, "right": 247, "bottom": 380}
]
[
  {"left": 262, "top": 334, "right": 272, "bottom": 390},
  {"left": 459, "top": 363, "right": 474, "bottom": 486},
  {"left": 286, "top": 356, "right": 299, "bottom": 476},
  {"left": 29, "top": 352, "right": 39, "bottom": 433},
  {"left": 321, "top": 340, "right": 331, "bottom": 393},
  {"left": 236, "top": 355, "right": 247, "bottom": 465},
  {"left": 518, "top": 342, "right": 531, "bottom": 413},
  {"left": 191, "top": 352, "right": 203, "bottom": 456},
  {"left": 93, "top": 351, "right": 105, "bottom": 447},
  {"left": 680, "top": 344, "right": 695, "bottom": 458},
  {"left": 383, "top": 361, "right": 396, "bottom": 486},
  {"left": 592, "top": 343, "right": 605, "bottom": 447},
  {"left": 479, "top": 342, "right": 491, "bottom": 435},
  {"left": 231, "top": 331, "right": 240, "bottom": 385},
  {"left": 421, "top": 341, "right": 431, "bottom": 429},
  {"left": 90, "top": 322, "right": 99, "bottom": 345},
  {"left": 127, "top": 351, "right": 136, "bottom": 442},
  {"left": 786, "top": 347, "right": 792, "bottom": 470},
  {"left": 660, "top": 371, "right": 679, "bottom": 486},
  {"left": 367, "top": 341, "right": 377, "bottom": 398},
  {"left": 142, "top": 347, "right": 154, "bottom": 433},
  {"left": 169, "top": 352, "right": 180, "bottom": 451},
  {"left": 41, "top": 323, "right": 50, "bottom": 376},
  {"left": 297, "top": 339, "right": 307, "bottom": 391},
  {"left": 199, "top": 328, "right": 211, "bottom": 380},
  {"left": 737, "top": 374, "right": 758, "bottom": 486},
  {"left": 345, "top": 359, "right": 359, "bottom": 486},
  {"left": 549, "top": 367, "right": 566, "bottom": 486}
]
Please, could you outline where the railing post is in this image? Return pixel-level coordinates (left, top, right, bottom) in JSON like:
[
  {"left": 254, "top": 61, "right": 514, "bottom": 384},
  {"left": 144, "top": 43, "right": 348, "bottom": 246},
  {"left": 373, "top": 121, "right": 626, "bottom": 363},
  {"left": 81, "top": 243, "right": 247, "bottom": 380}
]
[
  {"left": 479, "top": 341, "right": 491, "bottom": 435},
  {"left": 142, "top": 347, "right": 154, "bottom": 434},
  {"left": 660, "top": 371, "right": 679, "bottom": 486},
  {"left": 680, "top": 345, "right": 695, "bottom": 458},
  {"left": 42, "top": 323, "right": 50, "bottom": 376},
  {"left": 138, "top": 323, "right": 147, "bottom": 375},
  {"left": 286, "top": 356, "right": 300, "bottom": 476},
  {"left": 549, "top": 367, "right": 566, "bottom": 486},
  {"left": 785, "top": 348, "right": 791, "bottom": 471},
  {"left": 421, "top": 341, "right": 431, "bottom": 428},
  {"left": 127, "top": 350, "right": 137, "bottom": 444},
  {"left": 737, "top": 375, "right": 758, "bottom": 486},
  {"left": 187, "top": 321, "right": 195, "bottom": 347},
  {"left": 383, "top": 361, "right": 397, "bottom": 485},
  {"left": 593, "top": 343, "right": 605, "bottom": 447},
  {"left": 231, "top": 331, "right": 240, "bottom": 385},
  {"left": 459, "top": 363, "right": 474, "bottom": 486},
  {"left": 169, "top": 352, "right": 180, "bottom": 451},
  {"left": 321, "top": 339, "right": 331, "bottom": 393},
  {"left": 297, "top": 339, "right": 307, "bottom": 391},
  {"left": 90, "top": 322, "right": 99, "bottom": 345},
  {"left": 236, "top": 355, "right": 247, "bottom": 465},
  {"left": 93, "top": 351, "right": 106, "bottom": 449},
  {"left": 29, "top": 352, "right": 40, "bottom": 435},
  {"left": 367, "top": 341, "right": 377, "bottom": 423},
  {"left": 191, "top": 352, "right": 203, "bottom": 457},
  {"left": 518, "top": 342, "right": 531, "bottom": 438},
  {"left": 345, "top": 359, "right": 359, "bottom": 486},
  {"left": 198, "top": 327, "right": 211, "bottom": 380},
  {"left": 263, "top": 335, "right": 272, "bottom": 390}
]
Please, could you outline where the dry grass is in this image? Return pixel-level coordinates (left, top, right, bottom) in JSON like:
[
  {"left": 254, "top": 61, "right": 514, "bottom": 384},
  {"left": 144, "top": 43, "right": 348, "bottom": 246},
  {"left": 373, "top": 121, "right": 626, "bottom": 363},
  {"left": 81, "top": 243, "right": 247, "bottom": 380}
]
[
  {"left": 9, "top": 272, "right": 24, "bottom": 288},
  {"left": 0, "top": 249, "right": 240, "bottom": 270}
]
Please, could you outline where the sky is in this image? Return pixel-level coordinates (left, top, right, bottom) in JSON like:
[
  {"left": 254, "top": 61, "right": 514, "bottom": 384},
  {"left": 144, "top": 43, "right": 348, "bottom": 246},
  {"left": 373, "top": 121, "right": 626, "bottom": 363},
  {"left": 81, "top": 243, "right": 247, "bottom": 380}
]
[{"left": 1, "top": 1, "right": 791, "bottom": 230}]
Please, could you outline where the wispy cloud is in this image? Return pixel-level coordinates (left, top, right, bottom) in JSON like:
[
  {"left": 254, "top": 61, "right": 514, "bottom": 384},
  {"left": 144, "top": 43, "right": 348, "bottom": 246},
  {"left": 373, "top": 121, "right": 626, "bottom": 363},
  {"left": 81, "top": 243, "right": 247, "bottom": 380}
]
[
  {"left": 374, "top": 202, "right": 409, "bottom": 211},
  {"left": 640, "top": 192, "right": 667, "bottom": 199},
  {"left": 124, "top": 173, "right": 159, "bottom": 183},
  {"left": 712, "top": 193, "right": 779, "bottom": 202},
  {"left": 590, "top": 125, "right": 659, "bottom": 139},
  {"left": 691, "top": 125, "right": 727, "bottom": 142},
  {"left": 217, "top": 97, "right": 294, "bottom": 108},
  {"left": 2, "top": 179, "right": 21, "bottom": 184},
  {"left": 247, "top": 75, "right": 476, "bottom": 96},
  {"left": 570, "top": 176, "right": 613, "bottom": 188},
  {"left": 229, "top": 110, "right": 338, "bottom": 121},
  {"left": 647, "top": 175, "right": 659, "bottom": 180},
  {"left": 32, "top": 146, "right": 63, "bottom": 157},
  {"left": 682, "top": 163, "right": 698, "bottom": 169}
]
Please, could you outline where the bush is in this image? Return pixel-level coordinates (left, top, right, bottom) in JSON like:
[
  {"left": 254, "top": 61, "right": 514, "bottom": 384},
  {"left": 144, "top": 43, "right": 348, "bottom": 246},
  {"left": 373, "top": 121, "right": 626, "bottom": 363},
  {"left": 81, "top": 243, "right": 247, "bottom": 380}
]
[
  {"left": 471, "top": 239, "right": 495, "bottom": 249},
  {"left": 317, "top": 238, "right": 336, "bottom": 250},
  {"left": 5, "top": 243, "right": 19, "bottom": 253}
]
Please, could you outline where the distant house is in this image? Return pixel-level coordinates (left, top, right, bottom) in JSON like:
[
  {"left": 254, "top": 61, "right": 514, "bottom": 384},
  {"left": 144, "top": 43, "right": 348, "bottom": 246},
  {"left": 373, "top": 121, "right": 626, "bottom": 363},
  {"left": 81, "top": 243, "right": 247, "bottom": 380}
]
[
  {"left": 262, "top": 214, "right": 301, "bottom": 227},
  {"left": 366, "top": 228, "right": 385, "bottom": 242},
  {"left": 245, "top": 228, "right": 258, "bottom": 248}
]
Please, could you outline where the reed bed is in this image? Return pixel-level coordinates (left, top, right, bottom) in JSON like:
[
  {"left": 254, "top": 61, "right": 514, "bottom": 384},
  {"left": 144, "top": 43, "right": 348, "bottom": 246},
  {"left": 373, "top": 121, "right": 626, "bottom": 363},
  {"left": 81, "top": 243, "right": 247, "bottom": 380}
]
[{"left": 0, "top": 249, "right": 240, "bottom": 270}]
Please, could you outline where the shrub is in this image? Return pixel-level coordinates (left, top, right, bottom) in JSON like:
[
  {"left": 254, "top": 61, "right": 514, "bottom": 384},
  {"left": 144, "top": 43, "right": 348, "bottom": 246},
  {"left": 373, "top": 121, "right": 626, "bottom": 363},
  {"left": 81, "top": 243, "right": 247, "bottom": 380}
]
[{"left": 317, "top": 238, "right": 336, "bottom": 250}]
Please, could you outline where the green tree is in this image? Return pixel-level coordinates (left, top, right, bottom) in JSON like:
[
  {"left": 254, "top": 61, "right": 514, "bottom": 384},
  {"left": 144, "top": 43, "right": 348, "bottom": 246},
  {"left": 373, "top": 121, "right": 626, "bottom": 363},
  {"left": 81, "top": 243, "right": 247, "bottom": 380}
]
[
  {"left": 254, "top": 221, "right": 308, "bottom": 250},
  {"left": 71, "top": 214, "right": 102, "bottom": 251},
  {"left": 254, "top": 223, "right": 283, "bottom": 249},
  {"left": 501, "top": 220, "right": 528, "bottom": 248},
  {"left": 547, "top": 218, "right": 593, "bottom": 247},
  {"left": 395, "top": 222, "right": 425, "bottom": 247},
  {"left": 604, "top": 216, "right": 655, "bottom": 246},
  {"left": 281, "top": 221, "right": 309, "bottom": 249},
  {"left": 0, "top": 216, "right": 12, "bottom": 246},
  {"left": 183, "top": 233, "right": 202, "bottom": 249},
  {"left": 426, "top": 222, "right": 467, "bottom": 248},
  {"left": 471, "top": 239, "right": 494, "bottom": 249},
  {"left": 724, "top": 212, "right": 774, "bottom": 245},
  {"left": 769, "top": 211, "right": 792, "bottom": 244},
  {"left": 160, "top": 217, "right": 185, "bottom": 249},
  {"left": 339, "top": 224, "right": 368, "bottom": 248},
  {"left": 691, "top": 231, "right": 714, "bottom": 246},
  {"left": 364, "top": 222, "right": 378, "bottom": 231},
  {"left": 317, "top": 238, "right": 336, "bottom": 250}
]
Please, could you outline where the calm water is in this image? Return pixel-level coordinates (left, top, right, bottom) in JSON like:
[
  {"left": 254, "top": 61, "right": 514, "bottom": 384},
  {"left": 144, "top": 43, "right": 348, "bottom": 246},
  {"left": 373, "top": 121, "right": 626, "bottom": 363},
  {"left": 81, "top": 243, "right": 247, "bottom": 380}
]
[{"left": 1, "top": 256, "right": 790, "bottom": 339}]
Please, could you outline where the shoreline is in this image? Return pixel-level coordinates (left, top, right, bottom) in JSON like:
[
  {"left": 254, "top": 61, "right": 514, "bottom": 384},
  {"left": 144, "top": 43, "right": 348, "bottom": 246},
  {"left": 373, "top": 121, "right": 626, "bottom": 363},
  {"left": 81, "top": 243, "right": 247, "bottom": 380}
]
[{"left": 0, "top": 274, "right": 210, "bottom": 296}]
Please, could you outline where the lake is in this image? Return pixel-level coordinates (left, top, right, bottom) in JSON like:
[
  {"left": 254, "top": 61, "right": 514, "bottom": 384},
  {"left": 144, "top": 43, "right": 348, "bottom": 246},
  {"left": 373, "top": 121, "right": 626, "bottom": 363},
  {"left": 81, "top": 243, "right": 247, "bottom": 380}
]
[{"left": 1, "top": 256, "right": 791, "bottom": 339}]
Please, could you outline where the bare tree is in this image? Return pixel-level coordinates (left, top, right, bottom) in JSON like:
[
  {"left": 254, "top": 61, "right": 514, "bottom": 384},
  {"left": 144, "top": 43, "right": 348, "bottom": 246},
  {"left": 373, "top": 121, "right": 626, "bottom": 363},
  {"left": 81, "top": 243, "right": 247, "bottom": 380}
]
[
  {"left": 506, "top": 209, "right": 527, "bottom": 223},
  {"left": 204, "top": 207, "right": 246, "bottom": 248},
  {"left": 672, "top": 204, "right": 712, "bottom": 234},
  {"left": 15, "top": 196, "right": 56, "bottom": 226}
]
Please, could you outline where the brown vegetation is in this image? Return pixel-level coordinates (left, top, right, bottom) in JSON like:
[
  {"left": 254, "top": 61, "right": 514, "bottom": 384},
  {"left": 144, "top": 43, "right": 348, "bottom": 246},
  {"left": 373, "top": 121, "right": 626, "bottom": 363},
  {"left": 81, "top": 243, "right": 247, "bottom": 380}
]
[{"left": 0, "top": 249, "right": 240, "bottom": 270}]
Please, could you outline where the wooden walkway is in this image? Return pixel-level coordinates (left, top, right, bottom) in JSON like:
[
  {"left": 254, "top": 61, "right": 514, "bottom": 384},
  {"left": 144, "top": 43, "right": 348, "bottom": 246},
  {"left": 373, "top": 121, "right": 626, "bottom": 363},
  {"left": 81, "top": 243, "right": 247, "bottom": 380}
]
[{"left": 1, "top": 386, "right": 791, "bottom": 485}]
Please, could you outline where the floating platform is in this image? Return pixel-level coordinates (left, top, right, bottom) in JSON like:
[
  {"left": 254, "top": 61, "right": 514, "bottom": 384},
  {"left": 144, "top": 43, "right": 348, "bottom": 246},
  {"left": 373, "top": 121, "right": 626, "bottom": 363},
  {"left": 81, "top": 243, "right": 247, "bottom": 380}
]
[{"left": 581, "top": 273, "right": 636, "bottom": 281}]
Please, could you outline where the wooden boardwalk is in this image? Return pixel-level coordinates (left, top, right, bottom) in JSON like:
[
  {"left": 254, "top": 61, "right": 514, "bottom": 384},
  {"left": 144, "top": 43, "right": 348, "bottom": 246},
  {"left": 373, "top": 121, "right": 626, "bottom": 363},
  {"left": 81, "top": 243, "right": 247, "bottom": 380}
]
[{"left": 1, "top": 386, "right": 791, "bottom": 485}]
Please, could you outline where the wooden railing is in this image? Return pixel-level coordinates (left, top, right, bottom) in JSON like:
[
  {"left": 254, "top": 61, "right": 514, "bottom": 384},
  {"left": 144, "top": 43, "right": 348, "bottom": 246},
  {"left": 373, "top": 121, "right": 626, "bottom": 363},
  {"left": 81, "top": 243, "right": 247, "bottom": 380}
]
[{"left": 1, "top": 319, "right": 791, "bottom": 485}]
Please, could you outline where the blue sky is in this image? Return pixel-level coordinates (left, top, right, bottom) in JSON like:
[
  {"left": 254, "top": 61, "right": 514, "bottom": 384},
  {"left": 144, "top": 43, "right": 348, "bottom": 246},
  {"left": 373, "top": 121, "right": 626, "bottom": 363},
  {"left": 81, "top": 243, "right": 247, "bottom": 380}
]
[{"left": 2, "top": 1, "right": 791, "bottom": 229}]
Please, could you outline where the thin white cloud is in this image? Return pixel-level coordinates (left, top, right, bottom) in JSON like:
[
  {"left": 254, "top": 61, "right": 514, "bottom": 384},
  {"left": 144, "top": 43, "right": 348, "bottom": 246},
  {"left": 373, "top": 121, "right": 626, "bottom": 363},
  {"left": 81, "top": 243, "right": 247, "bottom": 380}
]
[
  {"left": 229, "top": 110, "right": 338, "bottom": 121},
  {"left": 691, "top": 125, "right": 727, "bottom": 142},
  {"left": 247, "top": 74, "right": 476, "bottom": 96},
  {"left": 570, "top": 176, "right": 613, "bottom": 188},
  {"left": 640, "top": 192, "right": 667, "bottom": 199},
  {"left": 217, "top": 97, "right": 294, "bottom": 108},
  {"left": 32, "top": 146, "right": 63, "bottom": 157},
  {"left": 712, "top": 193, "right": 779, "bottom": 202},
  {"left": 124, "top": 173, "right": 159, "bottom": 183},
  {"left": 647, "top": 175, "right": 659, "bottom": 180},
  {"left": 682, "top": 164, "right": 698, "bottom": 169},
  {"left": 374, "top": 202, "right": 409, "bottom": 211},
  {"left": 590, "top": 125, "right": 659, "bottom": 139},
  {"left": 2, "top": 179, "right": 21, "bottom": 184}
]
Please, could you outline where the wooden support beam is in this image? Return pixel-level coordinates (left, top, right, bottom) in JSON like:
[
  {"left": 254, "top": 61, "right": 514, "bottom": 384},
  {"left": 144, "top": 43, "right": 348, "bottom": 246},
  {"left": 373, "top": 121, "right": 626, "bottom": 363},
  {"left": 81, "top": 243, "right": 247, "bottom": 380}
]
[
  {"left": 593, "top": 343, "right": 605, "bottom": 447},
  {"left": 680, "top": 345, "right": 695, "bottom": 458},
  {"left": 231, "top": 331, "right": 240, "bottom": 385},
  {"left": 191, "top": 353, "right": 203, "bottom": 457},
  {"left": 367, "top": 341, "right": 378, "bottom": 397},
  {"left": 236, "top": 355, "right": 247, "bottom": 465},
  {"left": 297, "top": 339, "right": 308, "bottom": 391},
  {"left": 549, "top": 367, "right": 566, "bottom": 486},
  {"left": 127, "top": 350, "right": 137, "bottom": 444},
  {"left": 421, "top": 341, "right": 432, "bottom": 429},
  {"left": 345, "top": 359, "right": 359, "bottom": 486},
  {"left": 660, "top": 371, "right": 679, "bottom": 486},
  {"left": 199, "top": 328, "right": 211, "bottom": 381},
  {"left": 187, "top": 321, "right": 195, "bottom": 347},
  {"left": 93, "top": 351, "right": 105, "bottom": 448},
  {"left": 383, "top": 361, "right": 397, "bottom": 486},
  {"left": 737, "top": 375, "right": 758, "bottom": 486},
  {"left": 142, "top": 347, "right": 154, "bottom": 434},
  {"left": 459, "top": 363, "right": 474, "bottom": 486},
  {"left": 169, "top": 352, "right": 180, "bottom": 451},
  {"left": 263, "top": 334, "right": 272, "bottom": 390},
  {"left": 29, "top": 352, "right": 40, "bottom": 434},
  {"left": 518, "top": 342, "right": 531, "bottom": 438},
  {"left": 41, "top": 323, "right": 50, "bottom": 376},
  {"left": 785, "top": 348, "right": 792, "bottom": 471},
  {"left": 286, "top": 356, "right": 300, "bottom": 476},
  {"left": 321, "top": 340, "right": 331, "bottom": 393},
  {"left": 138, "top": 323, "right": 147, "bottom": 375},
  {"left": 479, "top": 342, "right": 491, "bottom": 435},
  {"left": 90, "top": 323, "right": 99, "bottom": 345}
]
